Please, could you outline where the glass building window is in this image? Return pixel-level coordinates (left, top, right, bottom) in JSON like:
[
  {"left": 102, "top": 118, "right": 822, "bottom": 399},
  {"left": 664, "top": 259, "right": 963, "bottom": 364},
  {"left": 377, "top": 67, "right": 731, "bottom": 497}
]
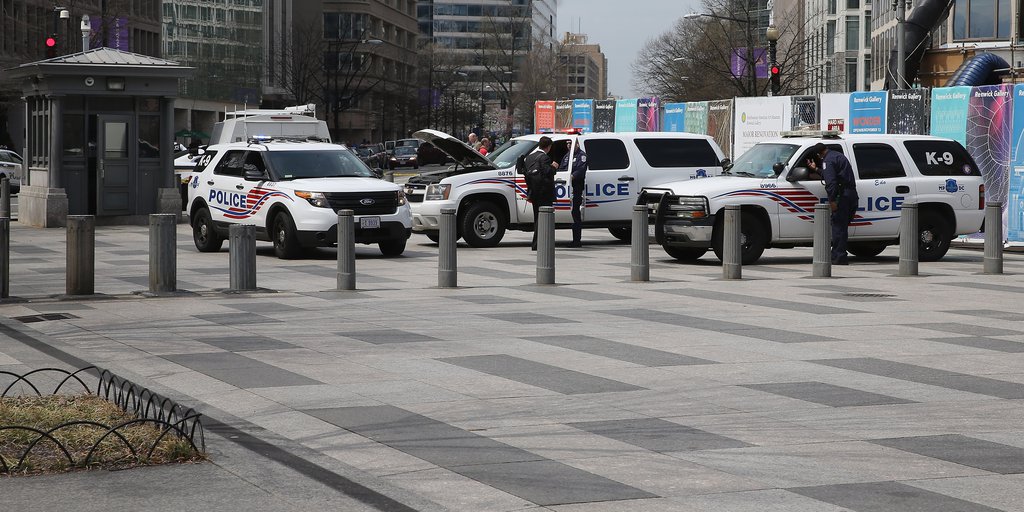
[
  {"left": 846, "top": 16, "right": 860, "bottom": 51},
  {"left": 827, "top": 20, "right": 836, "bottom": 54},
  {"left": 954, "top": 0, "right": 1009, "bottom": 39}
]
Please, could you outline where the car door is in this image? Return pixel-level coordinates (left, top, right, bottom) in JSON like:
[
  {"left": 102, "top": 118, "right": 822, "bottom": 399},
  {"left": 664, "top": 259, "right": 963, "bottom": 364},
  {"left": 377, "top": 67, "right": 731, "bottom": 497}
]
[
  {"left": 778, "top": 143, "right": 845, "bottom": 239},
  {"left": 577, "top": 136, "right": 636, "bottom": 223},
  {"left": 848, "top": 142, "right": 910, "bottom": 239},
  {"left": 207, "top": 150, "right": 249, "bottom": 222}
]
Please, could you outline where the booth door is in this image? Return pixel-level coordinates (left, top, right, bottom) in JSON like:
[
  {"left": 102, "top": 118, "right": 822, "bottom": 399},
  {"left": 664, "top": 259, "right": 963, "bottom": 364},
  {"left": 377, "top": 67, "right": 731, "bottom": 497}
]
[{"left": 97, "top": 115, "right": 132, "bottom": 215}]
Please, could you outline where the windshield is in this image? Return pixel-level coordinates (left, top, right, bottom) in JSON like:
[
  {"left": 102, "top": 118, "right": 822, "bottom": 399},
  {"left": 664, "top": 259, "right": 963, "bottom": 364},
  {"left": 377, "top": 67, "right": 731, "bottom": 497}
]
[
  {"left": 394, "top": 146, "right": 416, "bottom": 156},
  {"left": 729, "top": 143, "right": 800, "bottom": 178},
  {"left": 355, "top": 148, "right": 373, "bottom": 156},
  {"left": 266, "top": 150, "right": 376, "bottom": 179},
  {"left": 489, "top": 139, "right": 539, "bottom": 168}
]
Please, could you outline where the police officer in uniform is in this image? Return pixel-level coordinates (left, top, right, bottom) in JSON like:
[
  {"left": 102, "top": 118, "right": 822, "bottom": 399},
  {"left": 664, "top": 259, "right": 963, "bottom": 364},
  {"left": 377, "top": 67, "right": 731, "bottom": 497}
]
[
  {"left": 811, "top": 143, "right": 858, "bottom": 265},
  {"left": 560, "top": 142, "right": 588, "bottom": 247},
  {"left": 524, "top": 136, "right": 558, "bottom": 250}
]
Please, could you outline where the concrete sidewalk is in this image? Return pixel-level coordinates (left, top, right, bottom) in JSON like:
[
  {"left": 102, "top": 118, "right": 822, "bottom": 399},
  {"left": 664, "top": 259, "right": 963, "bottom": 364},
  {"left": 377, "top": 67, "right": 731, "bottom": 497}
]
[{"left": 3, "top": 222, "right": 1024, "bottom": 511}]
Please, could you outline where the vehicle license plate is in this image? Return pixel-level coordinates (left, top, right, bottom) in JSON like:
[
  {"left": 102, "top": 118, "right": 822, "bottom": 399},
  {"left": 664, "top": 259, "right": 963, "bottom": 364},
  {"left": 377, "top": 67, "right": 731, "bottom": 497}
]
[{"left": 359, "top": 216, "right": 381, "bottom": 229}]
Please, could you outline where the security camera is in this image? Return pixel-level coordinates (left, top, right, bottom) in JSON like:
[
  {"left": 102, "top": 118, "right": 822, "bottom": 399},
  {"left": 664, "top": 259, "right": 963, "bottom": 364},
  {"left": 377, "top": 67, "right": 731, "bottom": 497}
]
[{"left": 59, "top": 9, "right": 70, "bottom": 19}]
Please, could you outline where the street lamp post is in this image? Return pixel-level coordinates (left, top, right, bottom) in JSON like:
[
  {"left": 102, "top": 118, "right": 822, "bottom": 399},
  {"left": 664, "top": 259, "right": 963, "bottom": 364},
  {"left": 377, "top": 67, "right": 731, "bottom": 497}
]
[{"left": 684, "top": 12, "right": 755, "bottom": 96}]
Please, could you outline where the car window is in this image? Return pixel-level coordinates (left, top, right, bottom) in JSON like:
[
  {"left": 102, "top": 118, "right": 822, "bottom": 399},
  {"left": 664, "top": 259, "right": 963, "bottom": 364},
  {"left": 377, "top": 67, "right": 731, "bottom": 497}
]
[
  {"left": 489, "top": 139, "right": 538, "bottom": 168},
  {"left": 732, "top": 143, "right": 800, "bottom": 178},
  {"left": 214, "top": 151, "right": 247, "bottom": 177},
  {"left": 852, "top": 143, "right": 906, "bottom": 179},
  {"left": 394, "top": 146, "right": 416, "bottom": 155},
  {"left": 790, "top": 144, "right": 845, "bottom": 180},
  {"left": 632, "top": 138, "right": 720, "bottom": 167},
  {"left": 0, "top": 153, "right": 10, "bottom": 163},
  {"left": 584, "top": 138, "right": 630, "bottom": 170},
  {"left": 903, "top": 140, "right": 981, "bottom": 176},
  {"left": 265, "top": 149, "right": 376, "bottom": 179}
]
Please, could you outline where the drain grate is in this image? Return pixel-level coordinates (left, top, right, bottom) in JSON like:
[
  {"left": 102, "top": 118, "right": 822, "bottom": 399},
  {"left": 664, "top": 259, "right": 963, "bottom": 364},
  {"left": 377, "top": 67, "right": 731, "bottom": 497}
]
[
  {"left": 843, "top": 293, "right": 895, "bottom": 298},
  {"left": 14, "top": 313, "right": 80, "bottom": 323}
]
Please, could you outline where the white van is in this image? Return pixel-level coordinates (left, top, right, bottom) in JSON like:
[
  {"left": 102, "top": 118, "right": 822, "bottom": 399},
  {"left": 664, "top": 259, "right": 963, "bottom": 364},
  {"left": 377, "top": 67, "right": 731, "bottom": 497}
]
[
  {"left": 406, "top": 130, "right": 728, "bottom": 246},
  {"left": 208, "top": 104, "right": 331, "bottom": 145}
]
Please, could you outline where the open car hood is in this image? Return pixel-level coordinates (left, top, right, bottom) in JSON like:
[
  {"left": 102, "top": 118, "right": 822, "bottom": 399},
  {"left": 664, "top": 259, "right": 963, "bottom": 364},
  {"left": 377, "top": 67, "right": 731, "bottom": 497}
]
[{"left": 413, "top": 129, "right": 496, "bottom": 170}]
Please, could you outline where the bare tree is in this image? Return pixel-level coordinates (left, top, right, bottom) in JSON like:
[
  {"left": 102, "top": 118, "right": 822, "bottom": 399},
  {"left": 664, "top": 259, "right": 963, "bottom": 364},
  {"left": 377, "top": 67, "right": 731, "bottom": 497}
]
[
  {"left": 279, "top": 17, "right": 385, "bottom": 135},
  {"left": 632, "top": 0, "right": 806, "bottom": 101}
]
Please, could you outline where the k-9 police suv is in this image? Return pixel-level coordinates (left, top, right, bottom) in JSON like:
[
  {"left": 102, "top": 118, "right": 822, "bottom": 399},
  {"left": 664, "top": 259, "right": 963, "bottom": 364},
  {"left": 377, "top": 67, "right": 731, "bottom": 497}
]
[
  {"left": 644, "top": 132, "right": 986, "bottom": 264},
  {"left": 187, "top": 137, "right": 411, "bottom": 258},
  {"left": 406, "top": 129, "right": 728, "bottom": 246}
]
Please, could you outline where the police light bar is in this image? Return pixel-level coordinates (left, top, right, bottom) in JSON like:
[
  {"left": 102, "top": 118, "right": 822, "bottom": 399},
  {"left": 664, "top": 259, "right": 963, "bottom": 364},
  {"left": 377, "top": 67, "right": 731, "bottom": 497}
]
[
  {"left": 248, "top": 135, "right": 273, "bottom": 144},
  {"left": 781, "top": 129, "right": 841, "bottom": 139},
  {"left": 559, "top": 128, "right": 583, "bottom": 134}
]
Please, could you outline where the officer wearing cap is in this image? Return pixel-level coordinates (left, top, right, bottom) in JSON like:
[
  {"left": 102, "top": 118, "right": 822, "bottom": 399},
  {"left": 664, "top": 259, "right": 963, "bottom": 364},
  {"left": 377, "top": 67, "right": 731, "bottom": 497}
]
[
  {"left": 560, "top": 142, "right": 588, "bottom": 247},
  {"left": 810, "top": 143, "right": 858, "bottom": 265}
]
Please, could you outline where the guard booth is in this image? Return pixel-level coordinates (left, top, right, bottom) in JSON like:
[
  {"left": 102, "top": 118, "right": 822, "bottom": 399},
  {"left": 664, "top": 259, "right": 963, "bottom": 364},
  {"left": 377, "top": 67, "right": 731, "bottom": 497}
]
[{"left": 4, "top": 48, "right": 192, "bottom": 227}]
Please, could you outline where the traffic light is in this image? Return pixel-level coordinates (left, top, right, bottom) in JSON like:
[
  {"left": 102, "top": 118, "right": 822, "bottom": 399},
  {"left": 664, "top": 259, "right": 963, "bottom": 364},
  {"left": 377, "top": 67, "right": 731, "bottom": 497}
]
[
  {"left": 769, "top": 65, "right": 781, "bottom": 95},
  {"left": 45, "top": 34, "right": 58, "bottom": 58}
]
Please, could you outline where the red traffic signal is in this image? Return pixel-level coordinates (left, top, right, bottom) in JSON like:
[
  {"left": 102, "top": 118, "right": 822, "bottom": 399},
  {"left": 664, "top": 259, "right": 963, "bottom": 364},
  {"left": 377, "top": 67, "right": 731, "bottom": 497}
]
[
  {"left": 44, "top": 34, "right": 58, "bottom": 58},
  {"left": 770, "top": 65, "right": 781, "bottom": 76}
]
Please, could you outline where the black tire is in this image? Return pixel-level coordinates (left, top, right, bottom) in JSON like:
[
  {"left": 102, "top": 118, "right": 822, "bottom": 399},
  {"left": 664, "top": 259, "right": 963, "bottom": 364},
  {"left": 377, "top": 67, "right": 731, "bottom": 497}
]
[
  {"left": 379, "top": 238, "right": 407, "bottom": 257},
  {"left": 918, "top": 209, "right": 952, "bottom": 262},
  {"left": 711, "top": 211, "right": 768, "bottom": 265},
  {"left": 460, "top": 202, "right": 505, "bottom": 247},
  {"left": 272, "top": 211, "right": 302, "bottom": 259},
  {"left": 425, "top": 232, "right": 440, "bottom": 244},
  {"left": 192, "top": 207, "right": 224, "bottom": 252},
  {"left": 848, "top": 241, "right": 888, "bottom": 259},
  {"left": 663, "top": 245, "right": 708, "bottom": 261},
  {"left": 608, "top": 226, "right": 631, "bottom": 241}
]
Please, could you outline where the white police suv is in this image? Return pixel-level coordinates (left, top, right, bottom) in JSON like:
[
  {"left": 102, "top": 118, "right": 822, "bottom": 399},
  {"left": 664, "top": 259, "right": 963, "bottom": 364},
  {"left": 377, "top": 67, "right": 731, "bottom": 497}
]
[
  {"left": 644, "top": 132, "right": 986, "bottom": 264},
  {"left": 186, "top": 137, "right": 411, "bottom": 258},
  {"left": 406, "top": 129, "right": 727, "bottom": 247}
]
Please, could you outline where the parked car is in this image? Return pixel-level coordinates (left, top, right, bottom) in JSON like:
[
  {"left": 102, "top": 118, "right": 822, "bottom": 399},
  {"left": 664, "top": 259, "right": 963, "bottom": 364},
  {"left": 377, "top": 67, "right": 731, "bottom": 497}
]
[
  {"left": 644, "top": 132, "right": 987, "bottom": 264},
  {"left": 388, "top": 145, "right": 419, "bottom": 170},
  {"left": 0, "top": 148, "right": 24, "bottom": 194},
  {"left": 416, "top": 142, "right": 451, "bottom": 165},
  {"left": 354, "top": 145, "right": 384, "bottom": 169}
]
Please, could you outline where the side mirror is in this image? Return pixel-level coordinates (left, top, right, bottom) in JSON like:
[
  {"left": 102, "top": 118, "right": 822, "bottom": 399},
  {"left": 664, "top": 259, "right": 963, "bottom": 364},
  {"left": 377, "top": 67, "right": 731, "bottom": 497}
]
[
  {"left": 372, "top": 167, "right": 385, "bottom": 179},
  {"left": 787, "top": 166, "right": 809, "bottom": 182},
  {"left": 720, "top": 158, "right": 733, "bottom": 171},
  {"left": 772, "top": 162, "right": 786, "bottom": 175}
]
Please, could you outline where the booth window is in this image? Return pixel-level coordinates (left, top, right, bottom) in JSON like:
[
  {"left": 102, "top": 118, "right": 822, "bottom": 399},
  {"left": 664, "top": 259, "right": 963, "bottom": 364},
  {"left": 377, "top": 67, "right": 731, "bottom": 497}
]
[{"left": 63, "top": 115, "right": 85, "bottom": 157}]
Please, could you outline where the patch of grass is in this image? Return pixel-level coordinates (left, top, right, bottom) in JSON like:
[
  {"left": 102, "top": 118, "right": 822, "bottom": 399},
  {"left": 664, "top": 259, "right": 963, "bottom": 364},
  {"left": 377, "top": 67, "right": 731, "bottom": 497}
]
[{"left": 0, "top": 395, "right": 205, "bottom": 475}]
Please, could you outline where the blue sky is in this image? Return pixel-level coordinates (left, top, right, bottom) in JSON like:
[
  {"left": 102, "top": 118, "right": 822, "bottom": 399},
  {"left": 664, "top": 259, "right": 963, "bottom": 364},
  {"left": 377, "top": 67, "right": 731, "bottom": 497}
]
[{"left": 556, "top": 0, "right": 701, "bottom": 97}]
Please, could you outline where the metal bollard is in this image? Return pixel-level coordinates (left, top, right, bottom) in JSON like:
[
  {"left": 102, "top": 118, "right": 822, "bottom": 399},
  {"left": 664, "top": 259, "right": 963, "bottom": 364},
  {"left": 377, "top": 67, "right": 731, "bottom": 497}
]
[
  {"left": 148, "top": 214, "right": 177, "bottom": 293},
  {"left": 630, "top": 205, "right": 649, "bottom": 282},
  {"left": 438, "top": 207, "right": 457, "bottom": 288},
  {"left": 898, "top": 203, "right": 919, "bottom": 276},
  {"left": 722, "top": 205, "right": 742, "bottom": 280},
  {"left": 812, "top": 203, "right": 832, "bottom": 278},
  {"left": 228, "top": 224, "right": 257, "bottom": 291},
  {"left": 0, "top": 177, "right": 8, "bottom": 219},
  {"left": 984, "top": 201, "right": 1003, "bottom": 274},
  {"left": 0, "top": 217, "right": 8, "bottom": 298},
  {"left": 536, "top": 206, "right": 555, "bottom": 284},
  {"left": 66, "top": 215, "right": 95, "bottom": 296},
  {"left": 337, "top": 210, "right": 356, "bottom": 290},
  {"left": 385, "top": 171, "right": 395, "bottom": 183}
]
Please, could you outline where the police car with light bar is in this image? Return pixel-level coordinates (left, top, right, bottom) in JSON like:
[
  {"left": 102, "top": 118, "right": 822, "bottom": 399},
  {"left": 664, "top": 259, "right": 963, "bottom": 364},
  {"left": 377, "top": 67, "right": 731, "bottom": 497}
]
[
  {"left": 643, "top": 131, "right": 987, "bottom": 264},
  {"left": 406, "top": 129, "right": 728, "bottom": 247},
  {"left": 186, "top": 136, "right": 410, "bottom": 258}
]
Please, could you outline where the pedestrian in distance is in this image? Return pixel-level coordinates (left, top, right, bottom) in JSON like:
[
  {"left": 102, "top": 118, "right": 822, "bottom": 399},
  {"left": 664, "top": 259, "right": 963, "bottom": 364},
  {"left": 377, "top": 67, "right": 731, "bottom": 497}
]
[
  {"left": 560, "top": 141, "right": 588, "bottom": 247},
  {"left": 479, "top": 138, "right": 490, "bottom": 156},
  {"left": 468, "top": 132, "right": 481, "bottom": 150},
  {"left": 810, "top": 143, "right": 858, "bottom": 265},
  {"left": 522, "top": 136, "right": 559, "bottom": 251}
]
